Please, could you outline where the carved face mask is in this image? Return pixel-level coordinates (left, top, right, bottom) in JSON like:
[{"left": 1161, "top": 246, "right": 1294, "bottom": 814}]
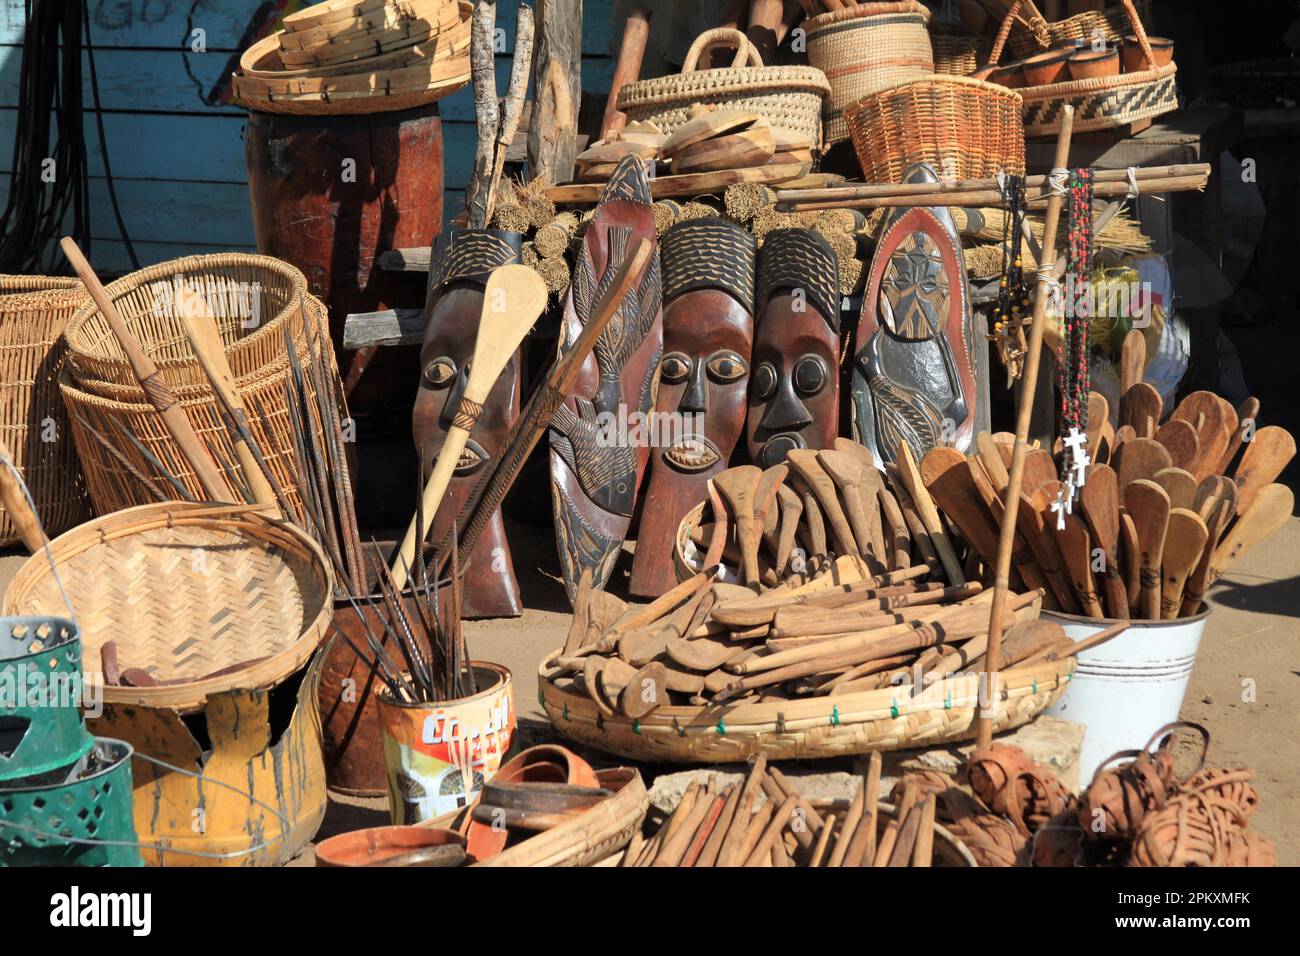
[
  {"left": 411, "top": 228, "right": 523, "bottom": 618},
  {"left": 629, "top": 218, "right": 755, "bottom": 597},
  {"left": 747, "top": 229, "right": 841, "bottom": 470}
]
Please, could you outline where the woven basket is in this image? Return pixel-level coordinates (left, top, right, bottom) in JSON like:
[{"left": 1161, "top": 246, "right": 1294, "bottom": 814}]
[
  {"left": 1006, "top": 0, "right": 1154, "bottom": 59},
  {"left": 0, "top": 276, "right": 93, "bottom": 545},
  {"left": 2, "top": 502, "right": 333, "bottom": 713},
  {"left": 931, "top": 34, "right": 992, "bottom": 76},
  {"left": 845, "top": 74, "right": 1025, "bottom": 184},
  {"left": 805, "top": 2, "right": 935, "bottom": 146},
  {"left": 539, "top": 651, "right": 1074, "bottom": 763},
  {"left": 617, "top": 28, "right": 830, "bottom": 147},
  {"left": 990, "top": 0, "right": 1177, "bottom": 136},
  {"left": 63, "top": 253, "right": 311, "bottom": 393}
]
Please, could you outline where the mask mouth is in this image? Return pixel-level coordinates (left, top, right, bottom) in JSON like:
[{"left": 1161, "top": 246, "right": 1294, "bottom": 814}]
[
  {"left": 758, "top": 432, "right": 805, "bottom": 468},
  {"left": 663, "top": 435, "right": 721, "bottom": 472},
  {"left": 454, "top": 439, "right": 489, "bottom": 475}
]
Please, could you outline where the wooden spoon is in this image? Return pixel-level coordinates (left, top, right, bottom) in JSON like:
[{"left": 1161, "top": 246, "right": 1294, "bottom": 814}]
[
  {"left": 1057, "top": 513, "right": 1105, "bottom": 618},
  {"left": 1124, "top": 479, "right": 1171, "bottom": 620},
  {"left": 921, "top": 447, "right": 1003, "bottom": 570},
  {"left": 1210, "top": 483, "right": 1294, "bottom": 583},
  {"left": 1022, "top": 447, "right": 1059, "bottom": 497},
  {"left": 787, "top": 449, "right": 858, "bottom": 558},
  {"left": 1154, "top": 418, "right": 1199, "bottom": 473},
  {"left": 818, "top": 450, "right": 881, "bottom": 569},
  {"left": 1153, "top": 466, "right": 1197, "bottom": 512},
  {"left": 1120, "top": 328, "right": 1145, "bottom": 396},
  {"left": 1216, "top": 396, "right": 1259, "bottom": 475},
  {"left": 1120, "top": 382, "right": 1162, "bottom": 439},
  {"left": 1160, "top": 508, "right": 1208, "bottom": 619},
  {"left": 832, "top": 439, "right": 888, "bottom": 560},
  {"left": 755, "top": 464, "right": 789, "bottom": 539},
  {"left": 1085, "top": 392, "right": 1110, "bottom": 458},
  {"left": 1119, "top": 510, "right": 1141, "bottom": 612},
  {"left": 1170, "top": 390, "right": 1233, "bottom": 481},
  {"left": 1178, "top": 487, "right": 1237, "bottom": 618},
  {"left": 1113, "top": 437, "right": 1172, "bottom": 495},
  {"left": 1077, "top": 463, "right": 1129, "bottom": 618},
  {"left": 772, "top": 484, "right": 803, "bottom": 575},
  {"left": 1232, "top": 425, "right": 1296, "bottom": 516},
  {"left": 715, "top": 465, "right": 765, "bottom": 584}
]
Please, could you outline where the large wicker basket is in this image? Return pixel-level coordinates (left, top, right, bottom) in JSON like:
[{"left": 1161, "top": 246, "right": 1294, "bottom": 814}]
[
  {"left": 990, "top": 0, "right": 1177, "bottom": 136},
  {"left": 805, "top": 2, "right": 935, "bottom": 146},
  {"left": 63, "top": 253, "right": 311, "bottom": 394},
  {"left": 0, "top": 276, "right": 92, "bottom": 544},
  {"left": 616, "top": 28, "right": 830, "bottom": 147},
  {"left": 539, "top": 651, "right": 1074, "bottom": 763},
  {"left": 2, "top": 501, "right": 333, "bottom": 713},
  {"left": 845, "top": 74, "right": 1025, "bottom": 184}
]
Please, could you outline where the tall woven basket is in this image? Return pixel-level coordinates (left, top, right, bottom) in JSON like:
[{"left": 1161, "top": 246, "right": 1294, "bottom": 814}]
[
  {"left": 845, "top": 74, "right": 1025, "bottom": 184},
  {"left": 805, "top": 2, "right": 935, "bottom": 147},
  {"left": 0, "top": 277, "right": 93, "bottom": 545},
  {"left": 617, "top": 28, "right": 830, "bottom": 147}
]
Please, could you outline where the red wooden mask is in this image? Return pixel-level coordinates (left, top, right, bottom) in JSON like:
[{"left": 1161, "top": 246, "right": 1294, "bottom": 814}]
[
  {"left": 412, "top": 228, "right": 523, "bottom": 618},
  {"left": 630, "top": 218, "right": 755, "bottom": 596},
  {"left": 747, "top": 229, "right": 841, "bottom": 470}
]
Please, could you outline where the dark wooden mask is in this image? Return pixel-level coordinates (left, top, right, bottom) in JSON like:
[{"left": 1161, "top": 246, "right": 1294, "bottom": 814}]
[
  {"left": 747, "top": 229, "right": 841, "bottom": 470},
  {"left": 412, "top": 228, "right": 523, "bottom": 618},
  {"left": 630, "top": 217, "right": 756, "bottom": 596},
  {"left": 852, "top": 163, "right": 982, "bottom": 467}
]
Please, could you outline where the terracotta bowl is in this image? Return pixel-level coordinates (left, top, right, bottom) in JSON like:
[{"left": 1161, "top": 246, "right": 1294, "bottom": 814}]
[
  {"left": 1021, "top": 48, "right": 1073, "bottom": 87},
  {"left": 1068, "top": 47, "right": 1120, "bottom": 81},
  {"left": 1121, "top": 35, "right": 1175, "bottom": 72},
  {"left": 315, "top": 825, "right": 467, "bottom": 867},
  {"left": 991, "top": 63, "right": 1025, "bottom": 89}
]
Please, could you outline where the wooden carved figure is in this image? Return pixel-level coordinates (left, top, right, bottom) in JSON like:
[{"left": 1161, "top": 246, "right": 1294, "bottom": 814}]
[
  {"left": 746, "top": 228, "right": 841, "bottom": 469},
  {"left": 629, "top": 217, "right": 756, "bottom": 597},
  {"left": 549, "top": 156, "right": 664, "bottom": 602},
  {"left": 412, "top": 228, "right": 524, "bottom": 618},
  {"left": 852, "top": 162, "right": 981, "bottom": 467}
]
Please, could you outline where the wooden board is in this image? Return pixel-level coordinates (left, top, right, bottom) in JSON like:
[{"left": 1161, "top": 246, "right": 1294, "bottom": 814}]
[{"left": 545, "top": 163, "right": 811, "bottom": 204}]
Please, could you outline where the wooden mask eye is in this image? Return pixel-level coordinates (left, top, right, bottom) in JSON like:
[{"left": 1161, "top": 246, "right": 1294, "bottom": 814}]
[
  {"left": 752, "top": 362, "right": 777, "bottom": 400},
  {"left": 660, "top": 353, "right": 691, "bottom": 383},
  {"left": 423, "top": 357, "right": 456, "bottom": 387},
  {"left": 706, "top": 350, "right": 747, "bottom": 383},
  {"left": 793, "top": 355, "right": 827, "bottom": 395}
]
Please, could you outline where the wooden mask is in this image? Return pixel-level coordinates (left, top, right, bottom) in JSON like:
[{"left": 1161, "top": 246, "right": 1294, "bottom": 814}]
[
  {"left": 747, "top": 229, "right": 841, "bottom": 469},
  {"left": 412, "top": 228, "right": 523, "bottom": 618},
  {"left": 629, "top": 217, "right": 756, "bottom": 597},
  {"left": 851, "top": 162, "right": 982, "bottom": 467},
  {"left": 549, "top": 156, "right": 663, "bottom": 602}
]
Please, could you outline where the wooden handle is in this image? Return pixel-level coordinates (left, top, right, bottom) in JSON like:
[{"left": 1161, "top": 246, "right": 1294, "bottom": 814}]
[
  {"left": 746, "top": 0, "right": 785, "bottom": 65},
  {"left": 59, "top": 238, "right": 233, "bottom": 503},
  {"left": 601, "top": 8, "right": 651, "bottom": 138},
  {"left": 0, "top": 441, "right": 45, "bottom": 553}
]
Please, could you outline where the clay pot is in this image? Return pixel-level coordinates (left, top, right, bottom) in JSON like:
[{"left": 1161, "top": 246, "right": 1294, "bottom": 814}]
[
  {"left": 315, "top": 825, "right": 467, "bottom": 867},
  {"left": 1121, "top": 35, "right": 1174, "bottom": 72},
  {"left": 991, "top": 64, "right": 1025, "bottom": 89},
  {"left": 1021, "top": 48, "right": 1073, "bottom": 87},
  {"left": 1068, "top": 47, "right": 1120, "bottom": 81}
]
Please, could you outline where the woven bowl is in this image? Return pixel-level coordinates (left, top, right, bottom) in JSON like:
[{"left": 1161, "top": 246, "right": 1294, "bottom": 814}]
[
  {"left": 63, "top": 253, "right": 310, "bottom": 393},
  {"left": 2, "top": 502, "right": 333, "bottom": 713}
]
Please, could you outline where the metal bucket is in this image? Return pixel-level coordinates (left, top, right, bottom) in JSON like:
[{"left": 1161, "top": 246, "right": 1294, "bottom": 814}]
[
  {"left": 1043, "top": 606, "right": 1210, "bottom": 783},
  {"left": 376, "top": 662, "right": 516, "bottom": 825}
]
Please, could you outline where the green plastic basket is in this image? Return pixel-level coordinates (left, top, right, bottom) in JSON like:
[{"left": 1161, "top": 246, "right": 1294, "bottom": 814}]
[
  {"left": 1, "top": 617, "right": 95, "bottom": 782},
  {"left": 0, "top": 738, "right": 143, "bottom": 867}
]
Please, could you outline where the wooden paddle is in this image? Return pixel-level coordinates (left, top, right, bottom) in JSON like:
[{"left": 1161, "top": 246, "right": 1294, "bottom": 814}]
[
  {"left": 1232, "top": 425, "right": 1296, "bottom": 516},
  {"left": 1216, "top": 396, "right": 1259, "bottom": 475},
  {"left": 818, "top": 450, "right": 884, "bottom": 572},
  {"left": 887, "top": 441, "right": 963, "bottom": 583},
  {"left": 1124, "top": 479, "right": 1171, "bottom": 620},
  {"left": 921, "top": 446, "right": 1003, "bottom": 569},
  {"left": 60, "top": 237, "right": 232, "bottom": 502},
  {"left": 716, "top": 465, "right": 765, "bottom": 585},
  {"left": 661, "top": 108, "right": 758, "bottom": 155},
  {"left": 772, "top": 484, "right": 803, "bottom": 576},
  {"left": 789, "top": 472, "right": 828, "bottom": 560},
  {"left": 1119, "top": 510, "right": 1141, "bottom": 612},
  {"left": 1170, "top": 390, "right": 1233, "bottom": 482},
  {"left": 1113, "top": 437, "right": 1171, "bottom": 495},
  {"left": 1022, "top": 447, "right": 1058, "bottom": 497},
  {"left": 832, "top": 438, "right": 890, "bottom": 566},
  {"left": 391, "top": 264, "right": 547, "bottom": 590},
  {"left": 787, "top": 449, "right": 858, "bottom": 559},
  {"left": 1077, "top": 463, "right": 1129, "bottom": 618},
  {"left": 1154, "top": 418, "right": 1199, "bottom": 473},
  {"left": 1160, "top": 508, "right": 1208, "bottom": 619},
  {"left": 1120, "top": 328, "right": 1145, "bottom": 396},
  {"left": 1210, "top": 483, "right": 1294, "bottom": 583},
  {"left": 1178, "top": 486, "right": 1236, "bottom": 618},
  {"left": 1058, "top": 513, "right": 1104, "bottom": 618},
  {"left": 1120, "top": 382, "right": 1162, "bottom": 439},
  {"left": 1154, "top": 466, "right": 1197, "bottom": 512},
  {"left": 1085, "top": 392, "right": 1109, "bottom": 459}
]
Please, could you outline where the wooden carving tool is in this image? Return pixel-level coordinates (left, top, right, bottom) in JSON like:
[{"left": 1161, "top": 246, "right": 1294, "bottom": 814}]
[
  {"left": 1216, "top": 396, "right": 1259, "bottom": 475},
  {"left": 1120, "top": 328, "right": 1145, "bottom": 395},
  {"left": 1120, "top": 382, "right": 1162, "bottom": 439},
  {"left": 715, "top": 465, "right": 765, "bottom": 585},
  {"left": 391, "top": 264, "right": 547, "bottom": 590},
  {"left": 1210, "top": 483, "right": 1293, "bottom": 583},
  {"left": 60, "top": 237, "right": 232, "bottom": 502},
  {"left": 787, "top": 449, "right": 858, "bottom": 558},
  {"left": 1058, "top": 510, "right": 1105, "bottom": 618},
  {"left": 1160, "top": 508, "right": 1208, "bottom": 619},
  {"left": 1113, "top": 436, "right": 1171, "bottom": 495},
  {"left": 441, "top": 239, "right": 654, "bottom": 569},
  {"left": 1154, "top": 418, "right": 1199, "bottom": 473},
  {"left": 1078, "top": 463, "right": 1130, "bottom": 618},
  {"left": 1124, "top": 479, "right": 1171, "bottom": 619},
  {"left": 1232, "top": 425, "right": 1296, "bottom": 516},
  {"left": 1154, "top": 466, "right": 1197, "bottom": 512}
]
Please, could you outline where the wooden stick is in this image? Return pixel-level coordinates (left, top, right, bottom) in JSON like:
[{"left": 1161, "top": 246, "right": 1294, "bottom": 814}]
[
  {"left": 743, "top": 795, "right": 798, "bottom": 866},
  {"left": 716, "top": 754, "right": 768, "bottom": 867},
  {"left": 654, "top": 783, "right": 718, "bottom": 866},
  {"left": 59, "top": 238, "right": 231, "bottom": 502},
  {"left": 976, "top": 106, "right": 1075, "bottom": 751},
  {"left": 849, "top": 751, "right": 882, "bottom": 866},
  {"left": 466, "top": 0, "right": 499, "bottom": 228},
  {"left": 695, "top": 782, "right": 743, "bottom": 867},
  {"left": 809, "top": 812, "right": 836, "bottom": 867},
  {"left": 600, "top": 8, "right": 651, "bottom": 139},
  {"left": 681, "top": 790, "right": 730, "bottom": 867},
  {"left": 826, "top": 776, "right": 864, "bottom": 867},
  {"left": 912, "top": 792, "right": 936, "bottom": 867},
  {"left": 484, "top": 6, "right": 534, "bottom": 223}
]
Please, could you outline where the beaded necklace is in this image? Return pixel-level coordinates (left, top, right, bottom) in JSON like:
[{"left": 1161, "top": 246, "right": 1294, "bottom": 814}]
[
  {"left": 1058, "top": 167, "right": 1094, "bottom": 494},
  {"left": 992, "top": 174, "right": 1031, "bottom": 384}
]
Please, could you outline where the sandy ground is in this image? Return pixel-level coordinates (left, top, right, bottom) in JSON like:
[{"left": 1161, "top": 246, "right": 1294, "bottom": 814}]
[{"left": 6, "top": 505, "right": 1292, "bottom": 866}]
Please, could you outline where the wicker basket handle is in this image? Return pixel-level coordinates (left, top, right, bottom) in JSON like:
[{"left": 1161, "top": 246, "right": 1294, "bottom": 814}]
[
  {"left": 682, "top": 28, "right": 764, "bottom": 72},
  {"left": 986, "top": 0, "right": 1050, "bottom": 67},
  {"left": 1121, "top": 0, "right": 1157, "bottom": 71}
]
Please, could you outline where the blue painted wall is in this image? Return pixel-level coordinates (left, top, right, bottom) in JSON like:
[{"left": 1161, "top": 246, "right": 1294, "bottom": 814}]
[{"left": 0, "top": 0, "right": 614, "bottom": 274}]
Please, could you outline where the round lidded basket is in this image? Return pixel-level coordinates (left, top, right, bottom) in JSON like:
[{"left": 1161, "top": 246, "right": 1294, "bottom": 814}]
[
  {"left": 0, "top": 276, "right": 93, "bottom": 544},
  {"left": 2, "top": 502, "right": 334, "bottom": 713},
  {"left": 805, "top": 1, "right": 935, "bottom": 146},
  {"left": 63, "top": 253, "right": 310, "bottom": 394},
  {"left": 844, "top": 74, "right": 1025, "bottom": 184},
  {"left": 616, "top": 28, "right": 830, "bottom": 148}
]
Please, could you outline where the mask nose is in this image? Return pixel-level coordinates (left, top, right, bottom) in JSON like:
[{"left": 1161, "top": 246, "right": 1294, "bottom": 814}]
[
  {"left": 438, "top": 363, "right": 470, "bottom": 430},
  {"left": 758, "top": 375, "right": 813, "bottom": 433},
  {"left": 677, "top": 359, "right": 707, "bottom": 414}
]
